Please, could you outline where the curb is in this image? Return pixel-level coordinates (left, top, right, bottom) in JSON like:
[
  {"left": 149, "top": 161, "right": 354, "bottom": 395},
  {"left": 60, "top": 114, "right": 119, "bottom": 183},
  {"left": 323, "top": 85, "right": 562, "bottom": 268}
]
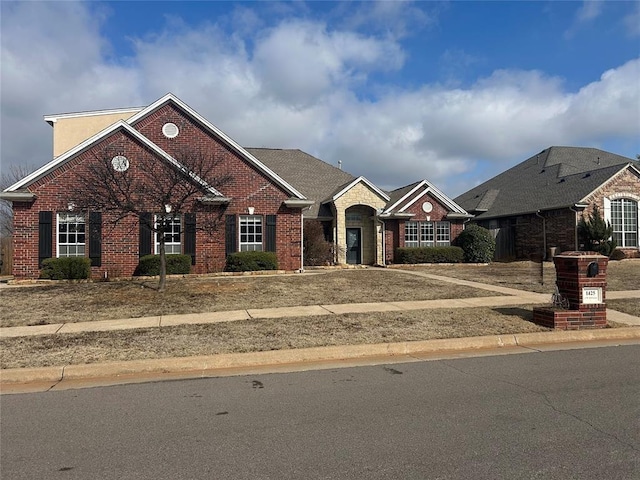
[{"left": 2, "top": 327, "right": 638, "bottom": 386}]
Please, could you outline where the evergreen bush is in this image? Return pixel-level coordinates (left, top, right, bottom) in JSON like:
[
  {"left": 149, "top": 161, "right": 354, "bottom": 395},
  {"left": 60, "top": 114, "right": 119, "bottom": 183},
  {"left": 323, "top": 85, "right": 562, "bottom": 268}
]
[
  {"left": 135, "top": 254, "right": 192, "bottom": 276},
  {"left": 455, "top": 224, "right": 496, "bottom": 263},
  {"left": 40, "top": 257, "right": 91, "bottom": 280},
  {"left": 394, "top": 246, "right": 464, "bottom": 264},
  {"left": 577, "top": 206, "right": 617, "bottom": 256},
  {"left": 225, "top": 251, "right": 278, "bottom": 272}
]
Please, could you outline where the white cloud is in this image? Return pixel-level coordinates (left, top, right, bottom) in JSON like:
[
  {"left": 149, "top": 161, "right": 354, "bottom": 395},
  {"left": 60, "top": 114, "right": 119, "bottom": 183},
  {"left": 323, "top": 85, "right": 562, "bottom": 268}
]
[
  {"left": 1, "top": 1, "right": 638, "bottom": 198},
  {"left": 624, "top": 2, "right": 640, "bottom": 37},
  {"left": 253, "top": 20, "right": 404, "bottom": 106}
]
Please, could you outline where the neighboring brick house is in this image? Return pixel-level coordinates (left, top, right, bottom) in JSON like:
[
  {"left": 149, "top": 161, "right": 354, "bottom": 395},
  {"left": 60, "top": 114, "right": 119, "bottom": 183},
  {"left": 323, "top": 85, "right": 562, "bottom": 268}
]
[
  {"left": 455, "top": 147, "right": 640, "bottom": 260},
  {"left": 1, "top": 93, "right": 470, "bottom": 279}
]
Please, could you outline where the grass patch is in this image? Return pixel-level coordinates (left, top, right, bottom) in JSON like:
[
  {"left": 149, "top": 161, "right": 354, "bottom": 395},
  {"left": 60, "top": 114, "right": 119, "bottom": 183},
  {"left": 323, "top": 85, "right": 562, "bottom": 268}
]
[
  {"left": 607, "top": 299, "right": 640, "bottom": 317},
  {"left": 408, "top": 259, "right": 640, "bottom": 293},
  {"left": 0, "top": 307, "right": 550, "bottom": 369},
  {"left": 0, "top": 270, "right": 498, "bottom": 328}
]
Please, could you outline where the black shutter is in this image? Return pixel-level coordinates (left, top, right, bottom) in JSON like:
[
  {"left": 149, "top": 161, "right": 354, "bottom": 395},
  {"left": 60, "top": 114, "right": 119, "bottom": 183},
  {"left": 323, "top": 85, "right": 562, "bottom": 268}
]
[
  {"left": 265, "top": 215, "right": 277, "bottom": 252},
  {"left": 139, "top": 212, "right": 152, "bottom": 257},
  {"left": 225, "top": 215, "right": 236, "bottom": 256},
  {"left": 89, "top": 212, "right": 102, "bottom": 267},
  {"left": 38, "top": 211, "right": 52, "bottom": 267},
  {"left": 184, "top": 213, "right": 196, "bottom": 265}
]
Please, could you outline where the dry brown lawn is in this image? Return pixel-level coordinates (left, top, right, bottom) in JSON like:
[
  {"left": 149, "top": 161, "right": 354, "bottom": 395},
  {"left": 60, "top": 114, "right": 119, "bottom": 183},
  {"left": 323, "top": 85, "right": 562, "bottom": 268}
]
[
  {"left": 0, "top": 269, "right": 498, "bottom": 328},
  {"left": 407, "top": 258, "right": 640, "bottom": 293},
  {"left": 0, "top": 306, "right": 549, "bottom": 369},
  {"left": 1, "top": 261, "right": 637, "bottom": 370}
]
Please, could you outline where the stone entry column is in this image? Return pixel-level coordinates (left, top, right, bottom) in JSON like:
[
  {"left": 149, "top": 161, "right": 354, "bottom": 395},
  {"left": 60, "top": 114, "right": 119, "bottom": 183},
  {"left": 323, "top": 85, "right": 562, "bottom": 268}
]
[{"left": 533, "top": 251, "right": 608, "bottom": 330}]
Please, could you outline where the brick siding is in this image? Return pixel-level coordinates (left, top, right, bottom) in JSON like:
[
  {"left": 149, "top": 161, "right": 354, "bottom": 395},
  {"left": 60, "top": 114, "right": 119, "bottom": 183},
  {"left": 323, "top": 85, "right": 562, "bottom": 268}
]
[{"left": 11, "top": 105, "right": 303, "bottom": 279}]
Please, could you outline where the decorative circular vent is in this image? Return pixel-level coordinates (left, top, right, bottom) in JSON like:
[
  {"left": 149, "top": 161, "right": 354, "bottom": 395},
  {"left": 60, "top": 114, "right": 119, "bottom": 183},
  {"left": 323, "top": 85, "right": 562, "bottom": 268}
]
[
  {"left": 111, "top": 155, "right": 129, "bottom": 172},
  {"left": 162, "top": 122, "right": 179, "bottom": 138},
  {"left": 422, "top": 201, "right": 433, "bottom": 213}
]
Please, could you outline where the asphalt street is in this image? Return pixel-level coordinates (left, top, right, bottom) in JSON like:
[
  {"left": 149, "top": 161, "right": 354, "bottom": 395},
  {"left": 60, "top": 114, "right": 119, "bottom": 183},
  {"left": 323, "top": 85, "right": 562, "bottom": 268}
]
[{"left": 1, "top": 345, "right": 639, "bottom": 480}]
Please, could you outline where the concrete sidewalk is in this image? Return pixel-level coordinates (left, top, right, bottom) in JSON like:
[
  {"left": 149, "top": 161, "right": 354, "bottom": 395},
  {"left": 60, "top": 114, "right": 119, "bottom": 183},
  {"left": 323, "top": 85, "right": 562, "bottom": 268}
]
[
  {"left": 1, "top": 269, "right": 639, "bottom": 392},
  {"left": 1, "top": 269, "right": 639, "bottom": 338}
]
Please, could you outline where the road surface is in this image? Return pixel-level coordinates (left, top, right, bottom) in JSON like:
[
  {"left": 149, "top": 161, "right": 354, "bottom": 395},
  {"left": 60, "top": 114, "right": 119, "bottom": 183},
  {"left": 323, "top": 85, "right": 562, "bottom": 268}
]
[{"left": 1, "top": 345, "right": 639, "bottom": 479}]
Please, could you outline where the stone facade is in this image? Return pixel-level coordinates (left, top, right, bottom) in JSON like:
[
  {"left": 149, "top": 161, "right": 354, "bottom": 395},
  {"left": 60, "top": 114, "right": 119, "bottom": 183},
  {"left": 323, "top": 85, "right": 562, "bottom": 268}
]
[{"left": 332, "top": 181, "right": 387, "bottom": 265}]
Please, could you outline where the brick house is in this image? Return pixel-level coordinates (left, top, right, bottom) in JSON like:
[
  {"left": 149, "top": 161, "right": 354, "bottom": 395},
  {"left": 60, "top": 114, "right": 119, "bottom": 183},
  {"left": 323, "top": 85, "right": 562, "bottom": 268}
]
[
  {"left": 1, "top": 93, "right": 470, "bottom": 280},
  {"left": 455, "top": 147, "right": 640, "bottom": 260}
]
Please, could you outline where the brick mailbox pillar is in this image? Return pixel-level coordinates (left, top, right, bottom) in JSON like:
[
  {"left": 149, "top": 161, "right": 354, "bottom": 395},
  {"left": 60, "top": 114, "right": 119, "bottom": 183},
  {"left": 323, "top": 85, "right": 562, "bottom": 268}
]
[{"left": 533, "top": 251, "right": 608, "bottom": 330}]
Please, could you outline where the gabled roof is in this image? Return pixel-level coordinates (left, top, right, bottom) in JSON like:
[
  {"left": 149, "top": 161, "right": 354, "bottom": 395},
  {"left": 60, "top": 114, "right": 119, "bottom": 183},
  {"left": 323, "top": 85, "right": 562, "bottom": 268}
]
[
  {"left": 247, "top": 148, "right": 355, "bottom": 218},
  {"left": 384, "top": 179, "right": 470, "bottom": 218},
  {"left": 127, "top": 94, "right": 306, "bottom": 200},
  {"left": 332, "top": 176, "right": 390, "bottom": 202},
  {"left": 43, "top": 107, "right": 143, "bottom": 125},
  {"left": 4, "top": 120, "right": 224, "bottom": 198},
  {"left": 455, "top": 146, "right": 639, "bottom": 219},
  {"left": 5, "top": 94, "right": 308, "bottom": 202}
]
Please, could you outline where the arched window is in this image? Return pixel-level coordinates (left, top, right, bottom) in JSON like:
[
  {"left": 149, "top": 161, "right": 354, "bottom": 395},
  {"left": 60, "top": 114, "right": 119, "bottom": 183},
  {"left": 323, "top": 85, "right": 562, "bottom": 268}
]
[{"left": 611, "top": 198, "right": 638, "bottom": 248}]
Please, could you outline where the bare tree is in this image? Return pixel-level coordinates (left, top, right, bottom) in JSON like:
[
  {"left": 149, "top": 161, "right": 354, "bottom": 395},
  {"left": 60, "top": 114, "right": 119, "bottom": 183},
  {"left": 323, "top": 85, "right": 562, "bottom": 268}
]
[
  {"left": 71, "top": 143, "right": 231, "bottom": 292},
  {"left": 1, "top": 164, "right": 38, "bottom": 237}
]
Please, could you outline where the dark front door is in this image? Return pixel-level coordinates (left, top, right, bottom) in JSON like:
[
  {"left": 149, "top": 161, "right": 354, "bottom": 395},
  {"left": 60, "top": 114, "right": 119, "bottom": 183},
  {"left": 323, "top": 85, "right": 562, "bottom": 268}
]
[{"left": 346, "top": 228, "right": 361, "bottom": 264}]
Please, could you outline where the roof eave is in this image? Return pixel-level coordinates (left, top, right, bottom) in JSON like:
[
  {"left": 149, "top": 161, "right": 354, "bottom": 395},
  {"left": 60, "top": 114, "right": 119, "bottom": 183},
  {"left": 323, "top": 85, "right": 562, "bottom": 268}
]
[
  {"left": 285, "top": 199, "right": 315, "bottom": 208},
  {"left": 198, "top": 195, "right": 231, "bottom": 205},
  {"left": 0, "top": 191, "right": 36, "bottom": 202}
]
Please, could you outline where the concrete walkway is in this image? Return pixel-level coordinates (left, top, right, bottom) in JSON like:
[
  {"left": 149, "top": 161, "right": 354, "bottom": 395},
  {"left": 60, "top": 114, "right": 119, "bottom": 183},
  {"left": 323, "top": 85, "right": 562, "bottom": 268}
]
[
  {"left": 1, "top": 269, "right": 639, "bottom": 392},
  {"left": 1, "top": 269, "right": 639, "bottom": 339}
]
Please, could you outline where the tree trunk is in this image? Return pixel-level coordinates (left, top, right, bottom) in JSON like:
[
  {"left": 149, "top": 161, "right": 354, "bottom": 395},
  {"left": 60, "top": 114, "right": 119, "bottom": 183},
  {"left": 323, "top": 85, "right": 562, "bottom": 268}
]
[{"left": 158, "top": 230, "right": 167, "bottom": 293}]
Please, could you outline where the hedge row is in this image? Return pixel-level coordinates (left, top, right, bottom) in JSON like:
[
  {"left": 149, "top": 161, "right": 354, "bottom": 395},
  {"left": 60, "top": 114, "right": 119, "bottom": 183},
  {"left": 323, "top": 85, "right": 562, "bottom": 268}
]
[
  {"left": 225, "top": 251, "right": 278, "bottom": 272},
  {"left": 134, "top": 254, "right": 192, "bottom": 276},
  {"left": 40, "top": 257, "right": 91, "bottom": 280},
  {"left": 395, "top": 246, "right": 464, "bottom": 264}
]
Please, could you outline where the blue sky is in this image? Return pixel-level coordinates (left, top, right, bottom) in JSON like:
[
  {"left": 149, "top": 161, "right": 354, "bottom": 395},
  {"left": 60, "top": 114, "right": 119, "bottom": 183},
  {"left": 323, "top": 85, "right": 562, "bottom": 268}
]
[{"left": 1, "top": 1, "right": 639, "bottom": 197}]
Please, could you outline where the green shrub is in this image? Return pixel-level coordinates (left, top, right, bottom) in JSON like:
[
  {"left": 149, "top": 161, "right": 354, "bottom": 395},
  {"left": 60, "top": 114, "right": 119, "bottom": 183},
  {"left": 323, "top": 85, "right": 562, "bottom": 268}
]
[
  {"left": 40, "top": 257, "right": 91, "bottom": 280},
  {"left": 134, "top": 254, "right": 192, "bottom": 276},
  {"left": 225, "top": 251, "right": 278, "bottom": 272},
  {"left": 455, "top": 224, "right": 496, "bottom": 263},
  {"left": 394, "top": 246, "right": 464, "bottom": 264},
  {"left": 578, "top": 206, "right": 617, "bottom": 256}
]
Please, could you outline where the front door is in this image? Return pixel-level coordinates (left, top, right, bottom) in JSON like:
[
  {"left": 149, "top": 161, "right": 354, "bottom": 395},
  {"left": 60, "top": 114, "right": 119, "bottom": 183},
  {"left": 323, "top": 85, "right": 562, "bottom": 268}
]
[{"left": 346, "top": 228, "right": 361, "bottom": 264}]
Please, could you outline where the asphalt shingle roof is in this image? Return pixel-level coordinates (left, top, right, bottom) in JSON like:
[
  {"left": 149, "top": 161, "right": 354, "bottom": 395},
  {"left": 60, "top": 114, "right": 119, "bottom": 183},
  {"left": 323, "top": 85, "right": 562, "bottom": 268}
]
[
  {"left": 454, "top": 146, "right": 638, "bottom": 220},
  {"left": 246, "top": 148, "right": 356, "bottom": 219}
]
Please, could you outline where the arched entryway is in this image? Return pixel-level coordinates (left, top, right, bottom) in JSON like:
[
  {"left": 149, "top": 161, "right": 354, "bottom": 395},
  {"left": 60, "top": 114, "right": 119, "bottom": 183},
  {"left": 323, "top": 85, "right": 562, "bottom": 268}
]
[{"left": 344, "top": 205, "right": 377, "bottom": 264}]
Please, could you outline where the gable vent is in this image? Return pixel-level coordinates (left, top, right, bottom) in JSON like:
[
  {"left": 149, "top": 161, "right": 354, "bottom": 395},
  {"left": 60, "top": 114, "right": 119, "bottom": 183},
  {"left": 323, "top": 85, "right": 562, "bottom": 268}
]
[{"left": 162, "top": 122, "right": 179, "bottom": 138}]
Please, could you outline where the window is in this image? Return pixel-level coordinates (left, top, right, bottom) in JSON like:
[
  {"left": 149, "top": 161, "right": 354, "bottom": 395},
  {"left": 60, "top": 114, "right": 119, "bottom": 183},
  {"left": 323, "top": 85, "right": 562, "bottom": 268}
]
[
  {"left": 405, "top": 221, "right": 450, "bottom": 247},
  {"left": 405, "top": 221, "right": 419, "bottom": 247},
  {"left": 57, "top": 213, "right": 85, "bottom": 257},
  {"left": 240, "top": 215, "right": 263, "bottom": 251},
  {"left": 155, "top": 215, "right": 182, "bottom": 254},
  {"left": 436, "top": 221, "right": 451, "bottom": 246},
  {"left": 611, "top": 199, "right": 638, "bottom": 248},
  {"left": 420, "top": 222, "right": 434, "bottom": 247}
]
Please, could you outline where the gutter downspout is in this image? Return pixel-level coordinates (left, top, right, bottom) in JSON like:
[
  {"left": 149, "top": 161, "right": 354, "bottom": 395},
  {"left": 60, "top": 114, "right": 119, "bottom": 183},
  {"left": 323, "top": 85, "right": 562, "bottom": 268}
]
[
  {"left": 535, "top": 210, "right": 547, "bottom": 260},
  {"left": 569, "top": 205, "right": 579, "bottom": 250},
  {"left": 378, "top": 216, "right": 386, "bottom": 266},
  {"left": 570, "top": 204, "right": 588, "bottom": 251}
]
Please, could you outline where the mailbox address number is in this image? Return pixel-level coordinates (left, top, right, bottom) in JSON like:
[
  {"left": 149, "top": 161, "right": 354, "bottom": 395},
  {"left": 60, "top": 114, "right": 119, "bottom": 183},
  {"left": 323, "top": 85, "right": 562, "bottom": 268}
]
[{"left": 582, "top": 287, "right": 602, "bottom": 304}]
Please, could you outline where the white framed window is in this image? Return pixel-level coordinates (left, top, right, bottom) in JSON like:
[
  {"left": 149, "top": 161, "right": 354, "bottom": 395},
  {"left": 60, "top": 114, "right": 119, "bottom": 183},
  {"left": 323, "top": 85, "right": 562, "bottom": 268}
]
[
  {"left": 155, "top": 215, "right": 182, "bottom": 254},
  {"left": 420, "top": 222, "right": 434, "bottom": 247},
  {"left": 436, "top": 221, "right": 451, "bottom": 246},
  {"left": 240, "top": 215, "right": 263, "bottom": 251},
  {"left": 405, "top": 221, "right": 419, "bottom": 247},
  {"left": 57, "top": 213, "right": 85, "bottom": 257},
  {"left": 405, "top": 221, "right": 450, "bottom": 247},
  {"left": 611, "top": 199, "right": 638, "bottom": 248}
]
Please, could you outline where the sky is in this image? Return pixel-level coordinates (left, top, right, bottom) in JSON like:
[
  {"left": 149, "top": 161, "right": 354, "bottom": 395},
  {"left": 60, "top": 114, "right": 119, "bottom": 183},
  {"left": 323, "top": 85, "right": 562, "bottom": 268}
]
[{"left": 1, "top": 1, "right": 639, "bottom": 197}]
